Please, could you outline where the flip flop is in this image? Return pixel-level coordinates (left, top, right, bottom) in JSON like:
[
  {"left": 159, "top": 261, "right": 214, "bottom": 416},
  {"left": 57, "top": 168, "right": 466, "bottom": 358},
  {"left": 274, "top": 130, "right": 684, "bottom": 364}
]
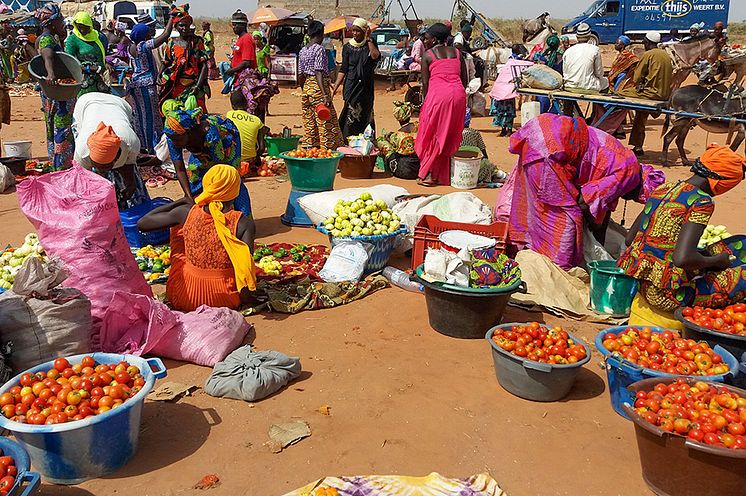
[
  {"left": 154, "top": 176, "right": 167, "bottom": 187},
  {"left": 145, "top": 178, "right": 158, "bottom": 188},
  {"left": 417, "top": 179, "right": 438, "bottom": 187}
]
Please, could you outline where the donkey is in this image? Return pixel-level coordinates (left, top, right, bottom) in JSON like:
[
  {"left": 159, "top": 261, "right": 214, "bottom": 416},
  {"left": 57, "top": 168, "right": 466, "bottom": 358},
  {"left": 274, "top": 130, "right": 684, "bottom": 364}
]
[{"left": 662, "top": 83, "right": 746, "bottom": 166}]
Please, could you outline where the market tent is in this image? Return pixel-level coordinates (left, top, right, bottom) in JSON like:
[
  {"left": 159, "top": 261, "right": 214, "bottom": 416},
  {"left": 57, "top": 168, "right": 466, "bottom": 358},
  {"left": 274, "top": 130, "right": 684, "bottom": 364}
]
[{"left": 324, "top": 16, "right": 379, "bottom": 35}]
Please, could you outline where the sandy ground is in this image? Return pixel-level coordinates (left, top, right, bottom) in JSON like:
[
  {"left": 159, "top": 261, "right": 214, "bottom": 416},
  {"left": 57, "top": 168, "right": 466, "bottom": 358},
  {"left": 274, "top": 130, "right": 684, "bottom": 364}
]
[{"left": 2, "top": 42, "right": 746, "bottom": 496}]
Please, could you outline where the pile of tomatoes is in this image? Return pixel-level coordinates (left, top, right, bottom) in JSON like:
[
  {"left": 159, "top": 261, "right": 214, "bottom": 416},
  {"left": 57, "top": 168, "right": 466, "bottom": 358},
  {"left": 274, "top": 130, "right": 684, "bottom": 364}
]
[
  {"left": 601, "top": 327, "right": 729, "bottom": 376},
  {"left": 0, "top": 356, "right": 145, "bottom": 425},
  {"left": 634, "top": 379, "right": 746, "bottom": 449},
  {"left": 286, "top": 147, "right": 336, "bottom": 159},
  {"left": 491, "top": 323, "right": 588, "bottom": 365},
  {"left": 681, "top": 304, "right": 746, "bottom": 336},
  {"left": 0, "top": 451, "right": 18, "bottom": 495}
]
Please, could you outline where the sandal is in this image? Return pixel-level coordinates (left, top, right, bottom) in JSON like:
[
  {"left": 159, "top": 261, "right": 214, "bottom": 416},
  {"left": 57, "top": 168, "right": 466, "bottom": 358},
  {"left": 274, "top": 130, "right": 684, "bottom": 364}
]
[
  {"left": 145, "top": 178, "right": 158, "bottom": 188},
  {"left": 417, "top": 179, "right": 438, "bottom": 187},
  {"left": 154, "top": 175, "right": 167, "bottom": 187}
]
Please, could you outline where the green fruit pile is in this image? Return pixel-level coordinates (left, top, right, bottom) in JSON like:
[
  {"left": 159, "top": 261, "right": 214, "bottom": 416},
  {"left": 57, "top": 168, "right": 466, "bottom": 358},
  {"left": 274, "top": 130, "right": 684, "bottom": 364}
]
[
  {"left": 323, "top": 193, "right": 401, "bottom": 237},
  {"left": 698, "top": 225, "right": 732, "bottom": 250},
  {"left": 0, "top": 234, "right": 47, "bottom": 289}
]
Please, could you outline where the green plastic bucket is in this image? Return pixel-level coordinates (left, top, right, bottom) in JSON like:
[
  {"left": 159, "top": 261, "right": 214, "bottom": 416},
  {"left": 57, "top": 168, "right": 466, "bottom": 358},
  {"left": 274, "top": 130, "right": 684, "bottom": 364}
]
[
  {"left": 266, "top": 136, "right": 301, "bottom": 157},
  {"left": 588, "top": 260, "right": 637, "bottom": 317},
  {"left": 279, "top": 152, "right": 342, "bottom": 192}
]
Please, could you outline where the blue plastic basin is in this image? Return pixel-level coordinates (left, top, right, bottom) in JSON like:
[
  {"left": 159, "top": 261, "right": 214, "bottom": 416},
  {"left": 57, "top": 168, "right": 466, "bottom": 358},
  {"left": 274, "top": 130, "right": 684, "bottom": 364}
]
[
  {"left": 0, "top": 353, "right": 167, "bottom": 484},
  {"left": 595, "top": 326, "right": 739, "bottom": 419},
  {"left": 0, "top": 437, "right": 40, "bottom": 496}
]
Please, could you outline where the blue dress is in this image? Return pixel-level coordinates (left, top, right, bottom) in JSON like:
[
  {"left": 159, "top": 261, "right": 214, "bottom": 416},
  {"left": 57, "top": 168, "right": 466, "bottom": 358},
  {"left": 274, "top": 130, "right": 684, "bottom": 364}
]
[{"left": 128, "top": 39, "right": 162, "bottom": 153}]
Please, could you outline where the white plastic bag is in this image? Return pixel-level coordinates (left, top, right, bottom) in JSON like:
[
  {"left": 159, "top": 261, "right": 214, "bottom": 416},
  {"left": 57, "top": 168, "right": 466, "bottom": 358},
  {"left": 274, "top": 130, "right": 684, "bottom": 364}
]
[
  {"left": 422, "top": 248, "right": 470, "bottom": 287},
  {"left": 393, "top": 192, "right": 493, "bottom": 250},
  {"left": 299, "top": 185, "right": 409, "bottom": 226},
  {"left": 319, "top": 241, "right": 371, "bottom": 283},
  {"left": 0, "top": 163, "right": 14, "bottom": 193},
  {"left": 583, "top": 225, "right": 613, "bottom": 265}
]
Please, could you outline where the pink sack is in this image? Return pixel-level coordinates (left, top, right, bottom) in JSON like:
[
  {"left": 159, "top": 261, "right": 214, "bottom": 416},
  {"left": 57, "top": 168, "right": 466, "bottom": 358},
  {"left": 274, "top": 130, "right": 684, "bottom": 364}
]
[
  {"left": 99, "top": 292, "right": 180, "bottom": 356},
  {"left": 17, "top": 166, "right": 152, "bottom": 349},
  {"left": 100, "top": 292, "right": 251, "bottom": 367},
  {"left": 151, "top": 305, "right": 251, "bottom": 367}
]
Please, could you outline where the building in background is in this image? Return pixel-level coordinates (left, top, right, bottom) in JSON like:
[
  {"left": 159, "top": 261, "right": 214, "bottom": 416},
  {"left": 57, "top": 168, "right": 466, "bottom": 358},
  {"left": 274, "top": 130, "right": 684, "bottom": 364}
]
[{"left": 257, "top": 0, "right": 381, "bottom": 21}]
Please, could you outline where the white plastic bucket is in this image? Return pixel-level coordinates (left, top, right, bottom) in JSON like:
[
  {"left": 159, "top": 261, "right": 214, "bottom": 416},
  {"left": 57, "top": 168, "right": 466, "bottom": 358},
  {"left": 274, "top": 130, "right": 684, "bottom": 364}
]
[
  {"left": 520, "top": 101, "right": 541, "bottom": 125},
  {"left": 450, "top": 149, "right": 480, "bottom": 190},
  {"left": 3, "top": 140, "right": 32, "bottom": 159}
]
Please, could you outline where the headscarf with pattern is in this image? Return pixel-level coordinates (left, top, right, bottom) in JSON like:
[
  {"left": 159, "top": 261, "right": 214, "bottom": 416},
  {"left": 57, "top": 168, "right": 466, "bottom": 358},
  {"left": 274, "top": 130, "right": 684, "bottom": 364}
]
[
  {"left": 164, "top": 109, "right": 202, "bottom": 136},
  {"left": 194, "top": 165, "right": 256, "bottom": 292},
  {"left": 542, "top": 33, "right": 561, "bottom": 68},
  {"left": 35, "top": 3, "right": 62, "bottom": 28},
  {"left": 393, "top": 101, "right": 412, "bottom": 124},
  {"left": 171, "top": 4, "right": 193, "bottom": 26}
]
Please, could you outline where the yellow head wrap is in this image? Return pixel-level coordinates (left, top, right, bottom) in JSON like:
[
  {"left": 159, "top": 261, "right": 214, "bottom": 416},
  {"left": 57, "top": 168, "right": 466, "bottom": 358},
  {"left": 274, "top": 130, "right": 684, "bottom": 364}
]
[
  {"left": 194, "top": 165, "right": 256, "bottom": 291},
  {"left": 349, "top": 18, "right": 369, "bottom": 48},
  {"left": 72, "top": 11, "right": 106, "bottom": 62}
]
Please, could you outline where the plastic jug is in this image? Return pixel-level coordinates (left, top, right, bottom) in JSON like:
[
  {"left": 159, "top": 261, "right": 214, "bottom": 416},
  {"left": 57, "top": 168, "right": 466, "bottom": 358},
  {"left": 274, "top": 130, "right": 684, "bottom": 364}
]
[{"left": 520, "top": 101, "right": 541, "bottom": 125}]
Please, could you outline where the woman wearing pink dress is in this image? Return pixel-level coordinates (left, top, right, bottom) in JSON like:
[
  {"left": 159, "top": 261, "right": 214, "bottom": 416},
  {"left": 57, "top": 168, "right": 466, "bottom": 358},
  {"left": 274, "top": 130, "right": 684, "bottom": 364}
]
[{"left": 415, "top": 23, "right": 467, "bottom": 186}]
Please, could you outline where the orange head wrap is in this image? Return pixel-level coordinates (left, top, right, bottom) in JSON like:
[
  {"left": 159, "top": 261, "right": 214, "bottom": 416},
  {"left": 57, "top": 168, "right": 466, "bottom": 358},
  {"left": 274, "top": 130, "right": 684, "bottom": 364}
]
[
  {"left": 698, "top": 144, "right": 746, "bottom": 196},
  {"left": 87, "top": 122, "right": 121, "bottom": 165}
]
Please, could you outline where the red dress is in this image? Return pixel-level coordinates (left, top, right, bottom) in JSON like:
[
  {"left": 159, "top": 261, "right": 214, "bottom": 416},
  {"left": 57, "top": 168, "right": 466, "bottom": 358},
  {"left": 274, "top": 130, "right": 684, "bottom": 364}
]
[
  {"left": 415, "top": 54, "right": 467, "bottom": 185},
  {"left": 166, "top": 207, "right": 242, "bottom": 312}
]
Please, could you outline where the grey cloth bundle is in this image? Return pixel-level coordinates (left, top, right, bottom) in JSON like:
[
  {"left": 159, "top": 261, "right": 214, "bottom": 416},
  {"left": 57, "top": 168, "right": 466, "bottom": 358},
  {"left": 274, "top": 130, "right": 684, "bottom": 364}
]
[{"left": 204, "top": 346, "right": 302, "bottom": 402}]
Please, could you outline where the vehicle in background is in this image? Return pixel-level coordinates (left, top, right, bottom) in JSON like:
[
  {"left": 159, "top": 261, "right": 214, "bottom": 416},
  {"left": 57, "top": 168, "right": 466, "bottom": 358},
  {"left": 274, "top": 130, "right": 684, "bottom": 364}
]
[
  {"left": 265, "top": 13, "right": 312, "bottom": 83},
  {"left": 563, "top": 0, "right": 731, "bottom": 44},
  {"left": 372, "top": 24, "right": 403, "bottom": 61}
]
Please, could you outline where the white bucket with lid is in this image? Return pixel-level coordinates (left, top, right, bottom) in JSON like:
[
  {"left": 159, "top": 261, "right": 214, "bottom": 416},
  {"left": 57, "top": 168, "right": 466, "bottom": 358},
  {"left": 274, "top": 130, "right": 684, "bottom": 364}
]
[
  {"left": 450, "top": 148, "right": 481, "bottom": 190},
  {"left": 521, "top": 101, "right": 541, "bottom": 125},
  {"left": 3, "top": 140, "right": 32, "bottom": 159}
]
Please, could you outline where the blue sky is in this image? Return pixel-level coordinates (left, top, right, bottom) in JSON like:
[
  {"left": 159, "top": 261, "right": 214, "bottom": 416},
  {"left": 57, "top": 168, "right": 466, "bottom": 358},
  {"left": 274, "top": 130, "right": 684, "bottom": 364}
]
[{"left": 188, "top": 1, "right": 746, "bottom": 21}]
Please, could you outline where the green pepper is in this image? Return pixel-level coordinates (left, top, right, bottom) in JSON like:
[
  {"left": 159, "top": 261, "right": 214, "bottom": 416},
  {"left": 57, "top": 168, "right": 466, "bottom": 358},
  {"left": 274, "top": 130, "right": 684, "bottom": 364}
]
[
  {"left": 292, "top": 253, "right": 303, "bottom": 262},
  {"left": 303, "top": 255, "right": 311, "bottom": 261}
]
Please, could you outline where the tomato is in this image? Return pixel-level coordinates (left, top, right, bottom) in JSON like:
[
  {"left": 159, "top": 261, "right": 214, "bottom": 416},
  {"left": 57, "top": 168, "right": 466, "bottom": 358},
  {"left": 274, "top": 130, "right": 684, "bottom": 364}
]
[
  {"left": 0, "top": 476, "right": 14, "bottom": 491},
  {"left": 66, "top": 391, "right": 82, "bottom": 406},
  {"left": 1, "top": 405, "right": 14, "bottom": 419},
  {"left": 81, "top": 356, "right": 95, "bottom": 368},
  {"left": 687, "top": 428, "right": 704, "bottom": 442},
  {"left": 19, "top": 373, "right": 34, "bottom": 387},
  {"left": 727, "top": 423, "right": 746, "bottom": 436},
  {"left": 703, "top": 432, "right": 720, "bottom": 445},
  {"left": 53, "top": 358, "right": 70, "bottom": 372},
  {"left": 0, "top": 394, "right": 13, "bottom": 408},
  {"left": 673, "top": 418, "right": 691, "bottom": 434},
  {"left": 4, "top": 466, "right": 15, "bottom": 478}
]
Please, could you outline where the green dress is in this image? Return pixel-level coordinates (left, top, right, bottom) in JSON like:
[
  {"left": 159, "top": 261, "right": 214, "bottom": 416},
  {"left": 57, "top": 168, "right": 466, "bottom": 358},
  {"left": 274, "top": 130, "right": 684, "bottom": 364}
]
[
  {"left": 256, "top": 44, "right": 270, "bottom": 76},
  {"left": 65, "top": 34, "right": 110, "bottom": 95}
]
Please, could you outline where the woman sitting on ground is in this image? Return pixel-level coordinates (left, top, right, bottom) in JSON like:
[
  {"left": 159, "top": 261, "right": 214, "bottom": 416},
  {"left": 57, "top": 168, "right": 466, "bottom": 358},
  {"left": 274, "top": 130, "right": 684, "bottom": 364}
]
[
  {"left": 619, "top": 145, "right": 746, "bottom": 317},
  {"left": 138, "top": 165, "right": 257, "bottom": 312}
]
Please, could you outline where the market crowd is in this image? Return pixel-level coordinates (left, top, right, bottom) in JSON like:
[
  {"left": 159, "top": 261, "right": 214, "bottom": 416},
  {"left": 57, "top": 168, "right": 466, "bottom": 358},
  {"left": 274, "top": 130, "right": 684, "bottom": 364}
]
[{"left": 1, "top": 3, "right": 745, "bottom": 329}]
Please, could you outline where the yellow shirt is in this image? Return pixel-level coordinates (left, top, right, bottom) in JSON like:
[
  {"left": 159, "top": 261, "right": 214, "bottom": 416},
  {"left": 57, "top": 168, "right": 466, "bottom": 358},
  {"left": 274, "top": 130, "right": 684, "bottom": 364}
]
[{"left": 226, "top": 110, "right": 263, "bottom": 160}]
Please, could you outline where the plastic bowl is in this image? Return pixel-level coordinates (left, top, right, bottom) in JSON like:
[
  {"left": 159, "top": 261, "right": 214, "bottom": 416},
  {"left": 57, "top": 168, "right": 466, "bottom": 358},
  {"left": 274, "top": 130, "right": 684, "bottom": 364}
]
[
  {"left": 595, "top": 326, "right": 739, "bottom": 418},
  {"left": 486, "top": 323, "right": 591, "bottom": 401},
  {"left": 623, "top": 377, "right": 746, "bottom": 496},
  {"left": 0, "top": 353, "right": 167, "bottom": 484},
  {"left": 318, "top": 224, "right": 407, "bottom": 273},
  {"left": 675, "top": 307, "right": 746, "bottom": 362},
  {"left": 265, "top": 136, "right": 301, "bottom": 157},
  {"left": 28, "top": 53, "right": 82, "bottom": 101},
  {"left": 415, "top": 265, "right": 522, "bottom": 339},
  {"left": 279, "top": 152, "right": 342, "bottom": 192},
  {"left": 0, "top": 437, "right": 40, "bottom": 496}
]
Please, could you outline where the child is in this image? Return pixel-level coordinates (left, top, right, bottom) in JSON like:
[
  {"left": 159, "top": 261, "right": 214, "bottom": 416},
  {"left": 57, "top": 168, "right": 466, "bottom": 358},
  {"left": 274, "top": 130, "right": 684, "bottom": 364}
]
[{"left": 225, "top": 91, "right": 266, "bottom": 174}]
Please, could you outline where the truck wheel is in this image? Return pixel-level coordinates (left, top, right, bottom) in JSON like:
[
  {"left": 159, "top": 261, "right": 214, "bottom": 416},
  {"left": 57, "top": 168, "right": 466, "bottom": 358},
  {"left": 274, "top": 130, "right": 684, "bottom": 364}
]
[
  {"left": 472, "top": 36, "right": 487, "bottom": 50},
  {"left": 589, "top": 33, "right": 600, "bottom": 45}
]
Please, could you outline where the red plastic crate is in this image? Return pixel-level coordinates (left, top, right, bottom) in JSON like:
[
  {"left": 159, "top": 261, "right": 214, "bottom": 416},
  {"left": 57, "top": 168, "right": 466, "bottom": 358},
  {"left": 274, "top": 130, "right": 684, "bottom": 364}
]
[{"left": 411, "top": 215, "right": 508, "bottom": 270}]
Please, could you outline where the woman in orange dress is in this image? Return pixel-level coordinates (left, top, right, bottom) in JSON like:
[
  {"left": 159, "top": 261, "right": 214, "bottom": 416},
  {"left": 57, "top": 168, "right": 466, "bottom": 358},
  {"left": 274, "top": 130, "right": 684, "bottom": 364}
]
[{"left": 137, "top": 165, "right": 257, "bottom": 311}]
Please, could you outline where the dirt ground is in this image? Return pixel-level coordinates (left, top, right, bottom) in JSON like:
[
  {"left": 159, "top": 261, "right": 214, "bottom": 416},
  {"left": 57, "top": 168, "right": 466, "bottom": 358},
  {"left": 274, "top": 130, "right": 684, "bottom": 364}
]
[{"left": 1, "top": 41, "right": 746, "bottom": 496}]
